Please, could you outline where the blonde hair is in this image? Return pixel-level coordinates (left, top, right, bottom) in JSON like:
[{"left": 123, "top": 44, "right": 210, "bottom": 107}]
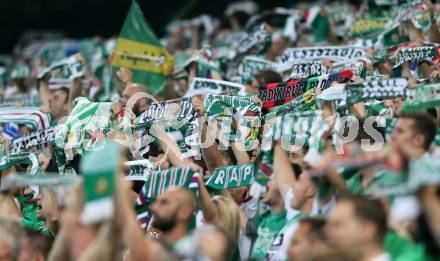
[{"left": 212, "top": 196, "right": 241, "bottom": 243}]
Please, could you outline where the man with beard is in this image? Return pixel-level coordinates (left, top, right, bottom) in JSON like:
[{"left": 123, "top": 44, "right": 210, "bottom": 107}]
[
  {"left": 150, "top": 188, "right": 197, "bottom": 256},
  {"left": 120, "top": 82, "right": 151, "bottom": 117}
]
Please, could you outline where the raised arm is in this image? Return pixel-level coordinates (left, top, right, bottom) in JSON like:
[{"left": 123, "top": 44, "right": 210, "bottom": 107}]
[
  {"left": 273, "top": 142, "right": 296, "bottom": 199},
  {"left": 38, "top": 72, "right": 52, "bottom": 110},
  {"left": 150, "top": 123, "right": 187, "bottom": 167},
  {"left": 197, "top": 176, "right": 217, "bottom": 222},
  {"left": 114, "top": 175, "right": 152, "bottom": 261}
]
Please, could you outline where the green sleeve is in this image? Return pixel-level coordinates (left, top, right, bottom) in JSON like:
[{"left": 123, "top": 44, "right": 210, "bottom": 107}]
[{"left": 384, "top": 231, "right": 428, "bottom": 261}]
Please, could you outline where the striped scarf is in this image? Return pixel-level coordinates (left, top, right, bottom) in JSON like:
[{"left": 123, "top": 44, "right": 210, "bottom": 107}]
[
  {"left": 66, "top": 97, "right": 112, "bottom": 130},
  {"left": 64, "top": 97, "right": 112, "bottom": 150},
  {"left": 0, "top": 107, "right": 51, "bottom": 130},
  {"left": 141, "top": 167, "right": 198, "bottom": 198}
]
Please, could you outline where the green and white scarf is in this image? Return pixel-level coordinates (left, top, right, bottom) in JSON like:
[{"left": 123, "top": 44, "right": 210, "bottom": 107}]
[
  {"left": 280, "top": 111, "right": 329, "bottom": 151},
  {"left": 338, "top": 78, "right": 408, "bottom": 109},
  {"left": 394, "top": 46, "right": 439, "bottom": 68},
  {"left": 233, "top": 24, "right": 271, "bottom": 61},
  {"left": 402, "top": 83, "right": 440, "bottom": 112},
  {"left": 175, "top": 46, "right": 222, "bottom": 75},
  {"left": 37, "top": 55, "right": 84, "bottom": 81},
  {"left": 372, "top": 157, "right": 440, "bottom": 197},
  {"left": 256, "top": 110, "right": 328, "bottom": 185},
  {"left": 0, "top": 95, "right": 41, "bottom": 108},
  {"left": 332, "top": 60, "right": 366, "bottom": 81},
  {"left": 124, "top": 160, "right": 155, "bottom": 178},
  {"left": 63, "top": 97, "right": 112, "bottom": 151},
  {"left": 1, "top": 174, "right": 79, "bottom": 192},
  {"left": 48, "top": 78, "right": 91, "bottom": 90},
  {"left": 80, "top": 142, "right": 119, "bottom": 224},
  {"left": 204, "top": 95, "right": 261, "bottom": 150},
  {"left": 141, "top": 167, "right": 198, "bottom": 198},
  {"left": 286, "top": 60, "right": 327, "bottom": 79},
  {"left": 11, "top": 125, "right": 62, "bottom": 153},
  {"left": 238, "top": 55, "right": 275, "bottom": 83},
  {"left": 0, "top": 152, "right": 40, "bottom": 175},
  {"left": 186, "top": 77, "right": 246, "bottom": 97},
  {"left": 206, "top": 164, "right": 254, "bottom": 190},
  {"left": 136, "top": 97, "right": 200, "bottom": 158},
  {"left": 204, "top": 95, "right": 260, "bottom": 117}
]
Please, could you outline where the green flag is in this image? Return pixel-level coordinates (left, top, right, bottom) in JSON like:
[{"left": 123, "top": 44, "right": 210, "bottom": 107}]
[{"left": 112, "top": 0, "right": 174, "bottom": 95}]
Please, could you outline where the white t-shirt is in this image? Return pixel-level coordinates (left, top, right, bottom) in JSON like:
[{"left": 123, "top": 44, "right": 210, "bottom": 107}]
[
  {"left": 265, "top": 212, "right": 304, "bottom": 261},
  {"left": 284, "top": 188, "right": 301, "bottom": 219}
]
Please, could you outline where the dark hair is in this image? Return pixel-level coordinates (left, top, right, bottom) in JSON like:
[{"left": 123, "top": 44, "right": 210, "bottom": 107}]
[
  {"left": 338, "top": 194, "right": 387, "bottom": 244},
  {"left": 253, "top": 69, "right": 282, "bottom": 89},
  {"left": 299, "top": 217, "right": 326, "bottom": 242},
  {"left": 291, "top": 162, "right": 303, "bottom": 180},
  {"left": 291, "top": 162, "right": 312, "bottom": 180},
  {"left": 399, "top": 112, "right": 437, "bottom": 150},
  {"left": 58, "top": 87, "right": 70, "bottom": 104}
]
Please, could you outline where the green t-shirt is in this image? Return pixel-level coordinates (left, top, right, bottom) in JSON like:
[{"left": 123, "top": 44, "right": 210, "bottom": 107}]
[
  {"left": 17, "top": 195, "right": 52, "bottom": 237},
  {"left": 250, "top": 210, "right": 287, "bottom": 260},
  {"left": 384, "top": 231, "right": 431, "bottom": 261}
]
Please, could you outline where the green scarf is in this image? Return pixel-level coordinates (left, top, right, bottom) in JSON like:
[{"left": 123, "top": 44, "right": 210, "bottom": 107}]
[
  {"left": 0, "top": 152, "right": 40, "bottom": 175},
  {"left": 394, "top": 46, "right": 438, "bottom": 68},
  {"left": 204, "top": 95, "right": 261, "bottom": 150},
  {"left": 206, "top": 164, "right": 254, "bottom": 190},
  {"left": 402, "top": 83, "right": 440, "bottom": 112}
]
